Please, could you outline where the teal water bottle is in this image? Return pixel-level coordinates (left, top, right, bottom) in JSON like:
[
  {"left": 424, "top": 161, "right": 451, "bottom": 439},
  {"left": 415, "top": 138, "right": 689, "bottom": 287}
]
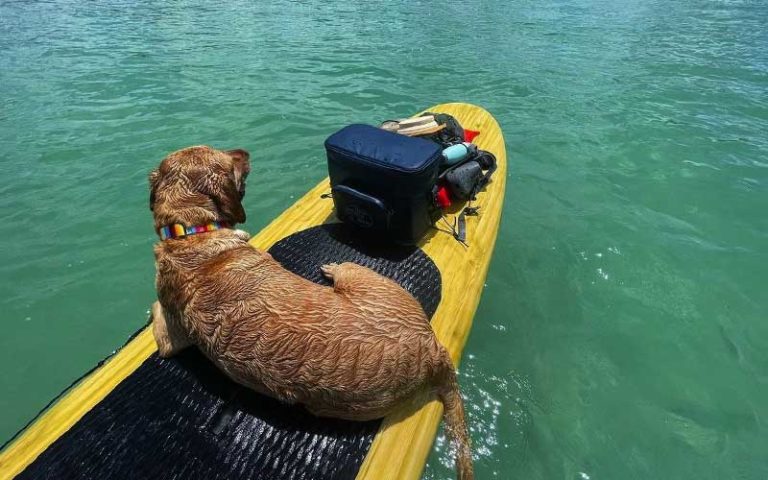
[{"left": 442, "top": 142, "right": 477, "bottom": 166}]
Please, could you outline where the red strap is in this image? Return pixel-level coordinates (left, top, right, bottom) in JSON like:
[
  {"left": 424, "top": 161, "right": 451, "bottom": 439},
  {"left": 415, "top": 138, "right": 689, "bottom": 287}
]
[
  {"left": 436, "top": 184, "right": 452, "bottom": 208},
  {"left": 464, "top": 129, "right": 480, "bottom": 143}
]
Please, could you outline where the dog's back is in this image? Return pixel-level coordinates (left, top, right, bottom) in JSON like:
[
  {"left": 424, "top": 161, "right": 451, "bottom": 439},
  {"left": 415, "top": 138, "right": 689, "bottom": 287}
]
[{"left": 149, "top": 145, "right": 474, "bottom": 479}]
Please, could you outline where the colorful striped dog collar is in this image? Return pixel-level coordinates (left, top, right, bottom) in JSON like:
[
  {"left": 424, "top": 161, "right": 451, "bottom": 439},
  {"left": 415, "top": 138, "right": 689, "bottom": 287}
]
[{"left": 158, "top": 221, "right": 230, "bottom": 240}]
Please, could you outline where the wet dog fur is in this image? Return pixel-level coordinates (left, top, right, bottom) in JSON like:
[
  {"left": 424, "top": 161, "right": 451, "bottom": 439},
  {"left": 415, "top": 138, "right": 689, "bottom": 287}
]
[{"left": 149, "top": 145, "right": 473, "bottom": 479}]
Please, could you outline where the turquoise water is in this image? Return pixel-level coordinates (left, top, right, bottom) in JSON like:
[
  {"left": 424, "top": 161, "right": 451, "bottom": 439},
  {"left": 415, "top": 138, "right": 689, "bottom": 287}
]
[{"left": 1, "top": 0, "right": 767, "bottom": 478}]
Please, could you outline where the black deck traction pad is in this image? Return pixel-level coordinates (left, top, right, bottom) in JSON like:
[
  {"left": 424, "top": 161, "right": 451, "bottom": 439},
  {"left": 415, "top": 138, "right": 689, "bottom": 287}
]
[{"left": 19, "top": 224, "right": 442, "bottom": 480}]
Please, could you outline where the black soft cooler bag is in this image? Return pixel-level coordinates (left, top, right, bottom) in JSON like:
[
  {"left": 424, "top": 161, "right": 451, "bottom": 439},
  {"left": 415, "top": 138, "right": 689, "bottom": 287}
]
[{"left": 325, "top": 124, "right": 443, "bottom": 244}]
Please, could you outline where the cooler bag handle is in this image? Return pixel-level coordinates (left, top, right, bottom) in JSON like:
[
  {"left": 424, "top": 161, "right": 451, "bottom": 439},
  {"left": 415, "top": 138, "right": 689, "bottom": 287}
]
[{"left": 331, "top": 185, "right": 392, "bottom": 230}]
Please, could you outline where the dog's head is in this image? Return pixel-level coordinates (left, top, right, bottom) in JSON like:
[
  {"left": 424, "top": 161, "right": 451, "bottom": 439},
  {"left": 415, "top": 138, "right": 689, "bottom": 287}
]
[{"left": 149, "top": 146, "right": 250, "bottom": 231}]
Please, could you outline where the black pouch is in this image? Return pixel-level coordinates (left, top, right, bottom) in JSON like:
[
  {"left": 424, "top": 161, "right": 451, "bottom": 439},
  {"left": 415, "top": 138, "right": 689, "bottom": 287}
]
[
  {"left": 444, "top": 161, "right": 483, "bottom": 201},
  {"left": 439, "top": 149, "right": 498, "bottom": 202},
  {"left": 325, "top": 124, "right": 443, "bottom": 245}
]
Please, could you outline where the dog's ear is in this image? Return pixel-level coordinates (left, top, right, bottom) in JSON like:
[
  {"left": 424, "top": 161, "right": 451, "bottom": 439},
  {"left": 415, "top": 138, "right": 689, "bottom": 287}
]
[
  {"left": 212, "top": 177, "right": 246, "bottom": 224},
  {"left": 149, "top": 169, "right": 160, "bottom": 212},
  {"left": 226, "top": 148, "right": 249, "bottom": 164},
  {"left": 226, "top": 149, "right": 251, "bottom": 188},
  {"left": 208, "top": 158, "right": 247, "bottom": 225}
]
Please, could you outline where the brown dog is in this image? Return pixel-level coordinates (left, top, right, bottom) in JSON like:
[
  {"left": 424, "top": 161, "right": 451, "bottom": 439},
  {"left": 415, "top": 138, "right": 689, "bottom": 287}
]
[{"left": 149, "top": 145, "right": 473, "bottom": 479}]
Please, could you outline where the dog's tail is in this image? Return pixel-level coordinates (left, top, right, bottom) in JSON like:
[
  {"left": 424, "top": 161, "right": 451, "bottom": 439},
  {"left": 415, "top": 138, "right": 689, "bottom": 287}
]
[{"left": 435, "top": 351, "right": 474, "bottom": 480}]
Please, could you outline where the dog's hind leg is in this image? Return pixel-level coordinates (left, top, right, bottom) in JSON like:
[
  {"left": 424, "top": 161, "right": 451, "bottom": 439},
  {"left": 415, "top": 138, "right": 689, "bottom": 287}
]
[
  {"left": 320, "top": 262, "right": 426, "bottom": 322},
  {"left": 151, "top": 301, "right": 192, "bottom": 357},
  {"left": 321, "top": 262, "right": 405, "bottom": 298}
]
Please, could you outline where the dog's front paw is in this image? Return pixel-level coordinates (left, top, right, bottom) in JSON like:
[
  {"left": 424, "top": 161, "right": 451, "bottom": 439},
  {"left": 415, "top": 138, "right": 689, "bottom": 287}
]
[
  {"left": 320, "top": 263, "right": 340, "bottom": 281},
  {"left": 233, "top": 229, "right": 251, "bottom": 241},
  {"left": 150, "top": 301, "right": 163, "bottom": 322}
]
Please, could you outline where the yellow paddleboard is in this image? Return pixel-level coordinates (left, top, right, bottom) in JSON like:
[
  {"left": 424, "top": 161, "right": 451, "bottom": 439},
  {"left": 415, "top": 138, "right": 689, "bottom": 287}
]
[{"left": 0, "top": 102, "right": 506, "bottom": 480}]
